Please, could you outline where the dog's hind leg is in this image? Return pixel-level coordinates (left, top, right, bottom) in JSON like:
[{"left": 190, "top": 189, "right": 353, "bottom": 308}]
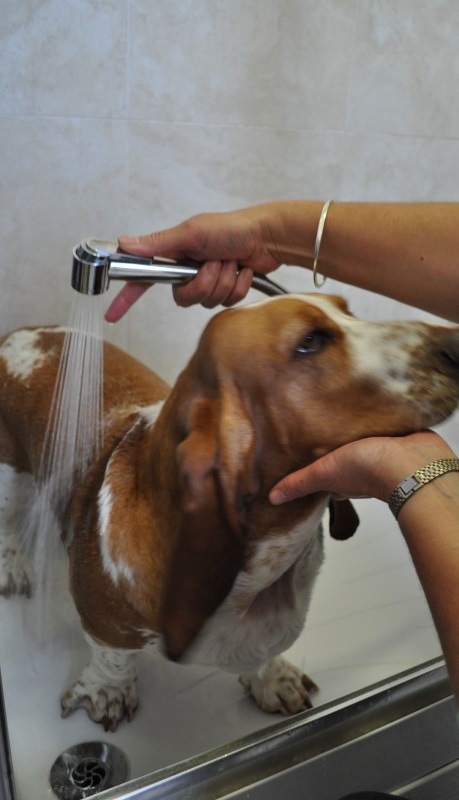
[
  {"left": 0, "top": 411, "right": 35, "bottom": 597},
  {"left": 0, "top": 460, "right": 34, "bottom": 598},
  {"left": 61, "top": 636, "right": 139, "bottom": 731}
]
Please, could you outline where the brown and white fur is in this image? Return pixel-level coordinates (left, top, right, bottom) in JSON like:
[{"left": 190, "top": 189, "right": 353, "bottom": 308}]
[{"left": 1, "top": 294, "right": 459, "bottom": 731}]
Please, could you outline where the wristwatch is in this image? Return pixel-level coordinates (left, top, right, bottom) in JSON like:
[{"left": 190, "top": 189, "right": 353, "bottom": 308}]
[{"left": 388, "top": 458, "right": 459, "bottom": 518}]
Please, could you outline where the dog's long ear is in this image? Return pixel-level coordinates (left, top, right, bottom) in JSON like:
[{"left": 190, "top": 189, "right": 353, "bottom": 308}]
[
  {"left": 162, "top": 393, "right": 256, "bottom": 660},
  {"left": 328, "top": 498, "right": 359, "bottom": 540}
]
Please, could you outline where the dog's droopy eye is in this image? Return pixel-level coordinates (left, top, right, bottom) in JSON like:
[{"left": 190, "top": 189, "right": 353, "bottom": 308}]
[{"left": 294, "top": 330, "right": 330, "bottom": 357}]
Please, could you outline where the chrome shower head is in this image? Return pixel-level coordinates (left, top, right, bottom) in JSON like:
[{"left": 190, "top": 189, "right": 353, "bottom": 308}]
[
  {"left": 72, "top": 239, "right": 112, "bottom": 295},
  {"left": 71, "top": 237, "right": 288, "bottom": 298},
  {"left": 71, "top": 238, "right": 201, "bottom": 296}
]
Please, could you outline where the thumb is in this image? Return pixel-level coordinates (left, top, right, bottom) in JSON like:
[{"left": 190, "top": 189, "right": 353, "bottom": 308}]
[
  {"left": 270, "top": 463, "right": 323, "bottom": 505},
  {"left": 118, "top": 225, "right": 193, "bottom": 260}
]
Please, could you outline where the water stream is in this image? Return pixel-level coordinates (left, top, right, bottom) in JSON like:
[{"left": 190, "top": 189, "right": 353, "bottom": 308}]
[{"left": 21, "top": 293, "right": 105, "bottom": 642}]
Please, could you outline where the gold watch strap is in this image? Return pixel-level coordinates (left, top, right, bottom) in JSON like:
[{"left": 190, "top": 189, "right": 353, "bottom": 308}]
[{"left": 388, "top": 458, "right": 459, "bottom": 518}]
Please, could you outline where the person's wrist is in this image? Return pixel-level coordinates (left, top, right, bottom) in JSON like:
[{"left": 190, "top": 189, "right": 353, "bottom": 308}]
[
  {"left": 264, "top": 200, "right": 324, "bottom": 268},
  {"left": 389, "top": 459, "right": 459, "bottom": 518},
  {"left": 378, "top": 441, "right": 458, "bottom": 505},
  {"left": 359, "top": 433, "right": 457, "bottom": 505}
]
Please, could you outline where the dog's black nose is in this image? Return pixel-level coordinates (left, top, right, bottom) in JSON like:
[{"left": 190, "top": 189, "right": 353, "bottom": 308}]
[{"left": 440, "top": 330, "right": 459, "bottom": 371}]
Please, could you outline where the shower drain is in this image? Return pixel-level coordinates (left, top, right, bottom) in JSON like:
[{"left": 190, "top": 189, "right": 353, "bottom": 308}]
[
  {"left": 50, "top": 741, "right": 130, "bottom": 799},
  {"left": 70, "top": 757, "right": 108, "bottom": 791}
]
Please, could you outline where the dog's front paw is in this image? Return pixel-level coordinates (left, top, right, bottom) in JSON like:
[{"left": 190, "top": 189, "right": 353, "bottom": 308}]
[
  {"left": 61, "top": 678, "right": 138, "bottom": 732},
  {"left": 61, "top": 646, "right": 139, "bottom": 732},
  {"left": 239, "top": 655, "right": 318, "bottom": 714}
]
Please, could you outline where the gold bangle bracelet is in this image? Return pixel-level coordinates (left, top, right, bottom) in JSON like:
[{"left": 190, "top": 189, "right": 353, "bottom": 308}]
[
  {"left": 388, "top": 458, "right": 459, "bottom": 518},
  {"left": 312, "top": 200, "right": 333, "bottom": 289}
]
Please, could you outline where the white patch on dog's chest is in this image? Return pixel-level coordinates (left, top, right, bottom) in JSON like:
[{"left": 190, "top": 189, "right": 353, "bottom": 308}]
[
  {"left": 98, "top": 483, "right": 135, "bottom": 586},
  {"left": 0, "top": 328, "right": 65, "bottom": 380},
  {"left": 97, "top": 403, "right": 164, "bottom": 587},
  {"left": 185, "top": 505, "right": 326, "bottom": 672}
]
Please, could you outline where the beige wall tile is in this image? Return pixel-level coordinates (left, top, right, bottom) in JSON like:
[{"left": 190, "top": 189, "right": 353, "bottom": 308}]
[
  {"left": 2, "top": 0, "right": 459, "bottom": 372},
  {"left": 347, "top": 0, "right": 459, "bottom": 137},
  {"left": 129, "top": 0, "right": 356, "bottom": 128},
  {"left": 344, "top": 134, "right": 459, "bottom": 200},
  {"left": 0, "top": 0, "right": 127, "bottom": 117},
  {"left": 0, "top": 117, "right": 129, "bottom": 334}
]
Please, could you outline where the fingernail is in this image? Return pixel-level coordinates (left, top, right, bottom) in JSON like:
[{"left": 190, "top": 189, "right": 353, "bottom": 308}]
[
  {"left": 270, "top": 490, "right": 286, "bottom": 505},
  {"left": 118, "top": 235, "right": 140, "bottom": 246},
  {"left": 104, "top": 308, "right": 118, "bottom": 324}
]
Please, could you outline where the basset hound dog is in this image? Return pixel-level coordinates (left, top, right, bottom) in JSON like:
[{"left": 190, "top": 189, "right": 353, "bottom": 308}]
[{"left": 1, "top": 294, "right": 458, "bottom": 731}]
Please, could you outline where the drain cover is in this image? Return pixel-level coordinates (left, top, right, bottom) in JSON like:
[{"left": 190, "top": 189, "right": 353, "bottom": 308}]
[{"left": 50, "top": 741, "right": 130, "bottom": 799}]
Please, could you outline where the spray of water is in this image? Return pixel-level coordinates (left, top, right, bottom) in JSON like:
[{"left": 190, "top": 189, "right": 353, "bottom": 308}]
[{"left": 21, "top": 292, "right": 104, "bottom": 644}]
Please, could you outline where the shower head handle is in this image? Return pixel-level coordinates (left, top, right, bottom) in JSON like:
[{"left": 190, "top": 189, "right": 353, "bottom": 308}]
[
  {"left": 71, "top": 238, "right": 288, "bottom": 298},
  {"left": 72, "top": 238, "right": 202, "bottom": 295}
]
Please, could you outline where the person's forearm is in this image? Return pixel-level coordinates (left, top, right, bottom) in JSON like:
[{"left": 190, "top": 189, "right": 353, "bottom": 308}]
[
  {"left": 269, "top": 201, "right": 459, "bottom": 322},
  {"left": 108, "top": 199, "right": 459, "bottom": 320},
  {"left": 397, "top": 474, "right": 459, "bottom": 703},
  {"left": 269, "top": 429, "right": 459, "bottom": 698}
]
